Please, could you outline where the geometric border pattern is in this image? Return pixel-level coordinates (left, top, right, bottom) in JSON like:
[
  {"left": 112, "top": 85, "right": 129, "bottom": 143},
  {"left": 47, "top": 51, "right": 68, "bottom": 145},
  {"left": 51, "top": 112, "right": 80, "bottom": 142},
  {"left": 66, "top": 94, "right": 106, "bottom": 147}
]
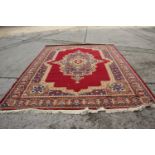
[{"left": 0, "top": 44, "right": 155, "bottom": 111}]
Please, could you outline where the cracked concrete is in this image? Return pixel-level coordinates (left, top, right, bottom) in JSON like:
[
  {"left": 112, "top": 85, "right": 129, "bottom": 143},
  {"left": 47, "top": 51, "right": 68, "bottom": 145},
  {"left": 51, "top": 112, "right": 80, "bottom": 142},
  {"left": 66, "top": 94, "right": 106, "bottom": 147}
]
[{"left": 0, "top": 26, "right": 155, "bottom": 128}]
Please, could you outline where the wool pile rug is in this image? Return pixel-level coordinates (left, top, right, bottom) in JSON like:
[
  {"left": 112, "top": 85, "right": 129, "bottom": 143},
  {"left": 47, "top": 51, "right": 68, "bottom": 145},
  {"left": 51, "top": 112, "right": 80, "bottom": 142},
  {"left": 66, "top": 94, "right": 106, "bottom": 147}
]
[{"left": 0, "top": 44, "right": 155, "bottom": 113}]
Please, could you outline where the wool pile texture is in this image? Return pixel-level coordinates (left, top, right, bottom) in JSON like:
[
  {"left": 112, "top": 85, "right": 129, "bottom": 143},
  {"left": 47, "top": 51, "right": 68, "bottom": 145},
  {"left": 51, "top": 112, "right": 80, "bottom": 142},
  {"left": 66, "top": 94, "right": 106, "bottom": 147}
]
[{"left": 0, "top": 44, "right": 154, "bottom": 112}]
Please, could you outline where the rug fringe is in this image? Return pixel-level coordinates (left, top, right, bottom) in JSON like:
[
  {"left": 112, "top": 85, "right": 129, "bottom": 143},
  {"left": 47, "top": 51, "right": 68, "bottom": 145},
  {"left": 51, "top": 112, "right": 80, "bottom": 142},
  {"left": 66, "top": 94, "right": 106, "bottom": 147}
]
[
  {"left": 0, "top": 103, "right": 154, "bottom": 114},
  {"left": 151, "top": 103, "right": 155, "bottom": 108}
]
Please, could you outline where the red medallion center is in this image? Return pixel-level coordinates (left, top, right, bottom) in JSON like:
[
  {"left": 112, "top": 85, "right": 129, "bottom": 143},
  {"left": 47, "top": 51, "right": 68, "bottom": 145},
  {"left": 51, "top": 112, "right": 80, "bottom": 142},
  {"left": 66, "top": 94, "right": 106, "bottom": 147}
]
[{"left": 45, "top": 48, "right": 112, "bottom": 92}]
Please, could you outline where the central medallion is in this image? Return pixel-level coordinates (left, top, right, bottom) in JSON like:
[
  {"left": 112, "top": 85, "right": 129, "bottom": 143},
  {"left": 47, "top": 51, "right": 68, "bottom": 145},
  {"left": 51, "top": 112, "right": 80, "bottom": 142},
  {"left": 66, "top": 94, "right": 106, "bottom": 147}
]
[
  {"left": 45, "top": 48, "right": 112, "bottom": 92},
  {"left": 54, "top": 50, "right": 103, "bottom": 83}
]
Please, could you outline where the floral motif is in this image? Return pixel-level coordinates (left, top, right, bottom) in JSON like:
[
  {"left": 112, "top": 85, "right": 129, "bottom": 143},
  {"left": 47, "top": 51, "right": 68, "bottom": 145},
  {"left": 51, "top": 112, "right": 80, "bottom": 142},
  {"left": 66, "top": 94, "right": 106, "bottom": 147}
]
[
  {"left": 53, "top": 51, "right": 103, "bottom": 83},
  {"left": 32, "top": 85, "right": 45, "bottom": 94},
  {"left": 33, "top": 64, "right": 47, "bottom": 83},
  {"left": 110, "top": 83, "right": 124, "bottom": 92},
  {"left": 110, "top": 63, "right": 123, "bottom": 80}
]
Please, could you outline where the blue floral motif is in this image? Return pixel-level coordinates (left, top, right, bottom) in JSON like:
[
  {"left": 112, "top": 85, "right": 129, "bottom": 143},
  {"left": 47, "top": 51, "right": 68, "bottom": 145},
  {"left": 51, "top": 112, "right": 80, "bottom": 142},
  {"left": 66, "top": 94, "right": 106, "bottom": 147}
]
[
  {"left": 32, "top": 85, "right": 45, "bottom": 93},
  {"left": 110, "top": 83, "right": 124, "bottom": 92}
]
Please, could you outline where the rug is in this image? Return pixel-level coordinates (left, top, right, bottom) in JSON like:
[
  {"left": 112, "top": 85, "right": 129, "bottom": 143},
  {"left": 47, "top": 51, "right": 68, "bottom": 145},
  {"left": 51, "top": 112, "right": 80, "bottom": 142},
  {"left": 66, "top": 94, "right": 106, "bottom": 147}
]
[{"left": 0, "top": 44, "right": 155, "bottom": 113}]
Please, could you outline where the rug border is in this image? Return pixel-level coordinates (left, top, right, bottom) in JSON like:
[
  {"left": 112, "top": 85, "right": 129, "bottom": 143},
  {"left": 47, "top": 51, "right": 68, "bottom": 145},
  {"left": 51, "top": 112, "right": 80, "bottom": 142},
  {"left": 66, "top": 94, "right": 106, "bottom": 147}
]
[
  {"left": 111, "top": 44, "right": 155, "bottom": 101},
  {"left": 0, "top": 45, "right": 48, "bottom": 105},
  {"left": 0, "top": 44, "right": 155, "bottom": 113},
  {"left": 0, "top": 104, "right": 153, "bottom": 114}
]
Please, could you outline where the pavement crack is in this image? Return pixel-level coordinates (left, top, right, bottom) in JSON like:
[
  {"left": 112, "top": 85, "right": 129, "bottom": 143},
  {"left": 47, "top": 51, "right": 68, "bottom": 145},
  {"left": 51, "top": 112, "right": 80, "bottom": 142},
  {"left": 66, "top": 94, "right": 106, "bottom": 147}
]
[
  {"left": 37, "top": 38, "right": 83, "bottom": 44},
  {"left": 37, "top": 27, "right": 81, "bottom": 39},
  {"left": 121, "top": 50, "right": 155, "bottom": 55},
  {"left": 0, "top": 77, "right": 18, "bottom": 79},
  {"left": 118, "top": 46, "right": 155, "bottom": 54},
  {"left": 0, "top": 36, "right": 39, "bottom": 52},
  {"left": 0, "top": 27, "right": 84, "bottom": 52},
  {"left": 120, "top": 27, "right": 155, "bottom": 44},
  {"left": 146, "top": 82, "right": 155, "bottom": 85},
  {"left": 83, "top": 27, "right": 88, "bottom": 43}
]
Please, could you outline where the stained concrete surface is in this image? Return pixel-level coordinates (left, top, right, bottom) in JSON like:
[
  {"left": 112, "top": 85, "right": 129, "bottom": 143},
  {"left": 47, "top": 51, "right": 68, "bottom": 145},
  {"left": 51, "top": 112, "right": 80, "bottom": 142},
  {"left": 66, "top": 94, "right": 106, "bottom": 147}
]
[
  {"left": 0, "top": 26, "right": 73, "bottom": 38},
  {"left": 0, "top": 26, "right": 155, "bottom": 129}
]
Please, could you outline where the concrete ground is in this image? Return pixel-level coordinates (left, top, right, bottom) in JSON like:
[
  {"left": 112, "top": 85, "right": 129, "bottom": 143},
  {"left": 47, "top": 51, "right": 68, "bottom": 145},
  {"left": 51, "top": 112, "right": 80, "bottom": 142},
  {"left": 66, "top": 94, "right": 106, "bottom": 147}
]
[
  {"left": 0, "top": 26, "right": 155, "bottom": 129},
  {"left": 0, "top": 26, "right": 73, "bottom": 38}
]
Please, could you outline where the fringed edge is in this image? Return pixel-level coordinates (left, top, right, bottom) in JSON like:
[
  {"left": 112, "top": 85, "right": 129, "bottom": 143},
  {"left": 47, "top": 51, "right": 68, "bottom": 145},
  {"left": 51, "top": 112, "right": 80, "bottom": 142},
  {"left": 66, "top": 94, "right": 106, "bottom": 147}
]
[
  {"left": 0, "top": 102, "right": 154, "bottom": 115},
  {"left": 151, "top": 103, "right": 155, "bottom": 108}
]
